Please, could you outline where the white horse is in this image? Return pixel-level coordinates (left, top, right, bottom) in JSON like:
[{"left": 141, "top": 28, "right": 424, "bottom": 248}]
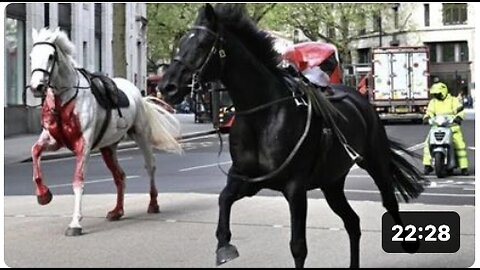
[{"left": 29, "top": 28, "right": 183, "bottom": 236}]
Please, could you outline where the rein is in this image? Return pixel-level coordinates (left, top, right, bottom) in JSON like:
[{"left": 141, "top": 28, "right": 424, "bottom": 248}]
[{"left": 216, "top": 98, "right": 313, "bottom": 183}]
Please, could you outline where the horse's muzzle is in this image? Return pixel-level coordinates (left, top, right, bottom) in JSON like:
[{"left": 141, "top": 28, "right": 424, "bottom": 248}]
[
  {"left": 161, "top": 83, "right": 181, "bottom": 104},
  {"left": 31, "top": 84, "right": 47, "bottom": 98}
]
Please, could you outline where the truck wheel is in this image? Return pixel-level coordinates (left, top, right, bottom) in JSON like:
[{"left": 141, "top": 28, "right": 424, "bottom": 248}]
[{"left": 434, "top": 152, "right": 446, "bottom": 178}]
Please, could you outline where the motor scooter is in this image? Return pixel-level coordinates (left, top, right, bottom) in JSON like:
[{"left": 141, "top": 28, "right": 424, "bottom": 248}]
[{"left": 427, "top": 115, "right": 457, "bottom": 178}]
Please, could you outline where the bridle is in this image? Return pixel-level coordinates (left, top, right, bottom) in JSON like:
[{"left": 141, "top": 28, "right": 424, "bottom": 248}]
[
  {"left": 30, "top": 42, "right": 58, "bottom": 90},
  {"left": 26, "top": 41, "right": 91, "bottom": 104},
  {"left": 173, "top": 25, "right": 226, "bottom": 91}
]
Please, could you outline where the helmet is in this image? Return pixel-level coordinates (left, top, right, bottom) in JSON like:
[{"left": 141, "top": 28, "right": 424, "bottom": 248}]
[{"left": 430, "top": 82, "right": 448, "bottom": 100}]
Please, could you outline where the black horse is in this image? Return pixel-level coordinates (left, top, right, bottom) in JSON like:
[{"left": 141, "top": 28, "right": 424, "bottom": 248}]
[{"left": 160, "top": 4, "right": 425, "bottom": 268}]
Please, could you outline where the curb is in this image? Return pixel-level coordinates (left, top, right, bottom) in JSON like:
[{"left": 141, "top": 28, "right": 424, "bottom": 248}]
[{"left": 20, "top": 129, "right": 217, "bottom": 163}]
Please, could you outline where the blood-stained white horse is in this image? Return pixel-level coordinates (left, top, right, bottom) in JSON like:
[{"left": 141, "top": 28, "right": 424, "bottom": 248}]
[{"left": 29, "top": 28, "right": 183, "bottom": 236}]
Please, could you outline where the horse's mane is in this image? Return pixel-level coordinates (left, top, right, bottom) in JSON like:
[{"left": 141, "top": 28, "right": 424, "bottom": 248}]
[
  {"left": 214, "top": 4, "right": 281, "bottom": 74},
  {"left": 213, "top": 4, "right": 344, "bottom": 122},
  {"left": 36, "top": 28, "right": 78, "bottom": 67}
]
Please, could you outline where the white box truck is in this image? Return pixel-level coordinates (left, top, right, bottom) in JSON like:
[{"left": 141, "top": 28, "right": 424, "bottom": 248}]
[{"left": 370, "top": 46, "right": 430, "bottom": 121}]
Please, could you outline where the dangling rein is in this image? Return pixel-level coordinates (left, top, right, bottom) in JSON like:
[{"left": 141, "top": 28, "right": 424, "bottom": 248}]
[
  {"left": 216, "top": 94, "right": 313, "bottom": 183},
  {"left": 215, "top": 88, "right": 362, "bottom": 183}
]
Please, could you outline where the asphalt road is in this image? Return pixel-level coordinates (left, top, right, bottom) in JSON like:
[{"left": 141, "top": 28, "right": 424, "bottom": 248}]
[
  {"left": 5, "top": 120, "right": 475, "bottom": 205},
  {"left": 3, "top": 120, "right": 475, "bottom": 268}
]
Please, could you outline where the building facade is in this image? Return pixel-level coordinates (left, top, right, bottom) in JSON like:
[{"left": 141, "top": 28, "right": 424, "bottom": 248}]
[
  {"left": 4, "top": 3, "right": 147, "bottom": 136},
  {"left": 349, "top": 3, "right": 475, "bottom": 98}
]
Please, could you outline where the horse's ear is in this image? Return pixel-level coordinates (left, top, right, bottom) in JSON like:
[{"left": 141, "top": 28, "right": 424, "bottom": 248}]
[
  {"left": 204, "top": 3, "right": 216, "bottom": 24},
  {"left": 32, "top": 28, "right": 38, "bottom": 42}
]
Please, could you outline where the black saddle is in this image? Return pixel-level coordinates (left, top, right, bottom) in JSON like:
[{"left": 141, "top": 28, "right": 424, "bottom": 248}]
[
  {"left": 325, "top": 85, "right": 348, "bottom": 102},
  {"left": 78, "top": 69, "right": 130, "bottom": 109},
  {"left": 77, "top": 68, "right": 131, "bottom": 150},
  {"left": 283, "top": 66, "right": 348, "bottom": 103}
]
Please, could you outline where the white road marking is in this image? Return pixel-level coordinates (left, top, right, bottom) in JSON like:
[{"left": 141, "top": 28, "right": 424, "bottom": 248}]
[
  {"left": 179, "top": 142, "right": 428, "bottom": 173},
  {"left": 179, "top": 161, "right": 232, "bottom": 172},
  {"left": 48, "top": 175, "right": 140, "bottom": 188},
  {"left": 344, "top": 189, "right": 474, "bottom": 197},
  {"left": 349, "top": 142, "right": 424, "bottom": 171},
  {"left": 346, "top": 174, "right": 475, "bottom": 180}
]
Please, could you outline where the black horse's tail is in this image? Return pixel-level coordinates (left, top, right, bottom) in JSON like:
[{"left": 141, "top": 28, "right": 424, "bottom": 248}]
[{"left": 388, "top": 139, "right": 426, "bottom": 202}]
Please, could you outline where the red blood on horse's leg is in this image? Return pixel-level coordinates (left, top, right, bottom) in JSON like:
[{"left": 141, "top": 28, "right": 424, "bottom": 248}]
[{"left": 101, "top": 147, "right": 125, "bottom": 221}]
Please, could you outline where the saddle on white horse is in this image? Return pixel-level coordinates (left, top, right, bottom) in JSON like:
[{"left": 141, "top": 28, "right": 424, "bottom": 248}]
[{"left": 77, "top": 68, "right": 130, "bottom": 110}]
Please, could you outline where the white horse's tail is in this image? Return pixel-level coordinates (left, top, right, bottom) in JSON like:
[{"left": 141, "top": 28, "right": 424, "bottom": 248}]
[{"left": 142, "top": 96, "right": 183, "bottom": 154}]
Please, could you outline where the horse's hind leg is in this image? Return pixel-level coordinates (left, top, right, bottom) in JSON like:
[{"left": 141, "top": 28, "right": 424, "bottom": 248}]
[
  {"left": 101, "top": 145, "right": 125, "bottom": 221},
  {"left": 130, "top": 131, "right": 159, "bottom": 213},
  {"left": 283, "top": 181, "right": 308, "bottom": 268},
  {"left": 362, "top": 153, "right": 420, "bottom": 253},
  {"left": 321, "top": 176, "right": 360, "bottom": 268},
  {"left": 32, "top": 130, "right": 61, "bottom": 205}
]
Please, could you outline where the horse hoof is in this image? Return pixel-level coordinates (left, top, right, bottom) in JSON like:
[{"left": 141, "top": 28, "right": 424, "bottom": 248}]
[
  {"left": 216, "top": 244, "right": 239, "bottom": 266},
  {"left": 402, "top": 240, "right": 420, "bottom": 253},
  {"left": 65, "top": 227, "right": 82, "bottom": 236},
  {"left": 106, "top": 211, "right": 124, "bottom": 221},
  {"left": 37, "top": 189, "right": 53, "bottom": 205},
  {"left": 147, "top": 204, "right": 160, "bottom": 214}
]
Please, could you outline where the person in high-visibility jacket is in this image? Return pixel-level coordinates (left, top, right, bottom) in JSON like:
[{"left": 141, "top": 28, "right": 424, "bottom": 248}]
[{"left": 423, "top": 82, "right": 469, "bottom": 175}]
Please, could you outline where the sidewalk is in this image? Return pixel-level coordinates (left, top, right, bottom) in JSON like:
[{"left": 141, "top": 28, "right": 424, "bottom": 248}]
[
  {"left": 4, "top": 193, "right": 474, "bottom": 268},
  {"left": 4, "top": 114, "right": 216, "bottom": 165}
]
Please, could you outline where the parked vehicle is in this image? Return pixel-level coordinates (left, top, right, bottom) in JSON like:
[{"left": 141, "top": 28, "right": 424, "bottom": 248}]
[
  {"left": 369, "top": 46, "right": 430, "bottom": 121},
  {"left": 427, "top": 115, "right": 457, "bottom": 178}
]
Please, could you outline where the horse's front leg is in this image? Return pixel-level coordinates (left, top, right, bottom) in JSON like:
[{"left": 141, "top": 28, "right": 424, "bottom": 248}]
[
  {"left": 283, "top": 181, "right": 308, "bottom": 268},
  {"left": 32, "top": 129, "right": 61, "bottom": 205},
  {"left": 216, "top": 172, "right": 260, "bottom": 266},
  {"left": 65, "top": 133, "right": 92, "bottom": 236}
]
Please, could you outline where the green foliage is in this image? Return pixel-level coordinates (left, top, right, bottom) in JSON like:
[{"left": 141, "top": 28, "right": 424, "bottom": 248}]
[
  {"left": 146, "top": 3, "right": 392, "bottom": 65},
  {"left": 147, "top": 3, "right": 277, "bottom": 67},
  {"left": 262, "top": 3, "right": 391, "bottom": 63},
  {"left": 147, "top": 3, "right": 202, "bottom": 66}
]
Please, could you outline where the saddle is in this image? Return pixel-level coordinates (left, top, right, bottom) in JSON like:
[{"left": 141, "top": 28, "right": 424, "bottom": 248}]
[
  {"left": 77, "top": 68, "right": 129, "bottom": 110},
  {"left": 77, "top": 68, "right": 130, "bottom": 149},
  {"left": 283, "top": 65, "right": 347, "bottom": 105}
]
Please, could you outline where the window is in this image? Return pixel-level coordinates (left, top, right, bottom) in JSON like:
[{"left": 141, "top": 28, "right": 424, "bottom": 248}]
[
  {"left": 427, "top": 44, "right": 436, "bottom": 62},
  {"left": 443, "top": 3, "right": 467, "bottom": 25},
  {"left": 373, "top": 13, "right": 381, "bottom": 32},
  {"left": 83, "top": 42, "right": 88, "bottom": 67},
  {"left": 357, "top": 48, "right": 371, "bottom": 64},
  {"left": 459, "top": 42, "right": 469, "bottom": 62},
  {"left": 442, "top": 43, "right": 455, "bottom": 62},
  {"left": 94, "top": 3, "right": 102, "bottom": 71},
  {"left": 424, "top": 4, "right": 430, "bottom": 27},
  {"left": 425, "top": 42, "right": 469, "bottom": 63},
  {"left": 44, "top": 3, "right": 49, "bottom": 27},
  {"left": 5, "top": 4, "right": 26, "bottom": 106},
  {"left": 58, "top": 3, "right": 71, "bottom": 38},
  {"left": 358, "top": 16, "right": 366, "bottom": 35}
]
